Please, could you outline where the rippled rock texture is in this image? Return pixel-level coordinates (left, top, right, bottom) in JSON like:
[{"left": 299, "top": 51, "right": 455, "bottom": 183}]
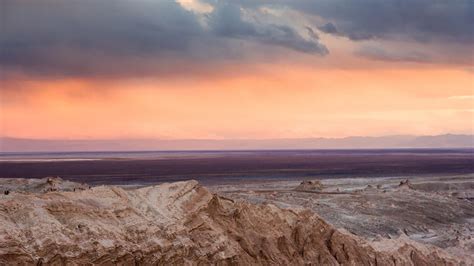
[{"left": 0, "top": 180, "right": 464, "bottom": 265}]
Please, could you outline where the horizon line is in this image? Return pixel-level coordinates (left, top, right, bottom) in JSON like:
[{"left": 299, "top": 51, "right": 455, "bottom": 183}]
[{"left": 2, "top": 133, "right": 473, "bottom": 141}]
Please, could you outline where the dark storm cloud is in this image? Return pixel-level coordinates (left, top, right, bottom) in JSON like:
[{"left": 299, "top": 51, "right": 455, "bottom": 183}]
[
  {"left": 2, "top": 0, "right": 472, "bottom": 78},
  {"left": 277, "top": 0, "right": 474, "bottom": 43},
  {"left": 208, "top": 2, "right": 327, "bottom": 54},
  {"left": 0, "top": 0, "right": 327, "bottom": 78},
  {"left": 223, "top": 0, "right": 473, "bottom": 63},
  {"left": 0, "top": 0, "right": 206, "bottom": 76}
]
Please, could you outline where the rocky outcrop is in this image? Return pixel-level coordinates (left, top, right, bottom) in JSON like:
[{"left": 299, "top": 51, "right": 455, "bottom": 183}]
[
  {"left": 398, "top": 179, "right": 414, "bottom": 190},
  {"left": 0, "top": 180, "right": 462, "bottom": 265},
  {"left": 0, "top": 176, "right": 89, "bottom": 194},
  {"left": 294, "top": 180, "right": 324, "bottom": 191}
]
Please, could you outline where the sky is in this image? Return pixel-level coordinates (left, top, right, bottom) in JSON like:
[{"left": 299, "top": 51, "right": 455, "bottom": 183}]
[{"left": 1, "top": 0, "right": 473, "bottom": 140}]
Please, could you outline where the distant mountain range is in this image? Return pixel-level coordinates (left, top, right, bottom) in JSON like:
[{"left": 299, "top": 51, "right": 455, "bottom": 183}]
[{"left": 0, "top": 134, "right": 473, "bottom": 152}]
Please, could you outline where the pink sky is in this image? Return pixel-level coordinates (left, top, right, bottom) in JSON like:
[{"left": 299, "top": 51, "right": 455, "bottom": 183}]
[{"left": 1, "top": 0, "right": 473, "bottom": 140}]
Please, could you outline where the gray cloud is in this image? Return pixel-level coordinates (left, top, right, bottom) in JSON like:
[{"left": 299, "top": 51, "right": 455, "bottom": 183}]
[
  {"left": 0, "top": 0, "right": 207, "bottom": 76},
  {"left": 2, "top": 0, "right": 472, "bottom": 78},
  {"left": 278, "top": 0, "right": 474, "bottom": 43},
  {"left": 0, "top": 0, "right": 327, "bottom": 78},
  {"left": 207, "top": 2, "right": 327, "bottom": 54},
  {"left": 355, "top": 46, "right": 432, "bottom": 63},
  {"left": 318, "top": 23, "right": 338, "bottom": 34},
  {"left": 225, "top": 0, "right": 473, "bottom": 63},
  {"left": 304, "top": 26, "right": 319, "bottom": 40}
]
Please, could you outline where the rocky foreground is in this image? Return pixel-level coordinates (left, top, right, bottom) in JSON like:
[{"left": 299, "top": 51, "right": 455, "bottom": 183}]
[
  {"left": 0, "top": 178, "right": 469, "bottom": 265},
  {"left": 213, "top": 175, "right": 474, "bottom": 257}
]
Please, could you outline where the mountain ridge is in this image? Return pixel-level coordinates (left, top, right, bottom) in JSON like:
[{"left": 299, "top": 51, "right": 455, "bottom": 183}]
[{"left": 1, "top": 134, "right": 473, "bottom": 152}]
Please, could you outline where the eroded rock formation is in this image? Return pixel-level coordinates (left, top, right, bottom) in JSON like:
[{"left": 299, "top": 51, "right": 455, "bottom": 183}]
[
  {"left": 0, "top": 180, "right": 463, "bottom": 265},
  {"left": 294, "top": 180, "right": 324, "bottom": 191},
  {"left": 0, "top": 176, "right": 89, "bottom": 194}
]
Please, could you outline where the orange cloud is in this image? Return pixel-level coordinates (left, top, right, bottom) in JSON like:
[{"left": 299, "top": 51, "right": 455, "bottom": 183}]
[{"left": 1, "top": 64, "right": 473, "bottom": 139}]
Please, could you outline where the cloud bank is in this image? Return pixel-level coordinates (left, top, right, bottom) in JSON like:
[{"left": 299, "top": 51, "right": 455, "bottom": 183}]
[
  {"left": 0, "top": 0, "right": 327, "bottom": 78},
  {"left": 273, "top": 0, "right": 474, "bottom": 43},
  {"left": 1, "top": 0, "right": 472, "bottom": 79}
]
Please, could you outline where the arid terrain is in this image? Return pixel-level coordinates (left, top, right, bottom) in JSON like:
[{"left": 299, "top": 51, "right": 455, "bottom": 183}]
[
  {"left": 211, "top": 175, "right": 474, "bottom": 260},
  {"left": 0, "top": 176, "right": 472, "bottom": 265}
]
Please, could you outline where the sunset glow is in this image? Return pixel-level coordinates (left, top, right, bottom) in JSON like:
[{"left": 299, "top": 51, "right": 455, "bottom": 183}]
[{"left": 1, "top": 0, "right": 473, "bottom": 142}]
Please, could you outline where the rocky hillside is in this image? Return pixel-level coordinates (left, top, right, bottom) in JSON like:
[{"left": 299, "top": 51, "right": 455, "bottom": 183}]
[{"left": 0, "top": 179, "right": 464, "bottom": 265}]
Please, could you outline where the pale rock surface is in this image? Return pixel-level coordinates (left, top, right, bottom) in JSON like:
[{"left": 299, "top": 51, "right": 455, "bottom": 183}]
[
  {"left": 0, "top": 176, "right": 89, "bottom": 194},
  {"left": 0, "top": 180, "right": 466, "bottom": 265}
]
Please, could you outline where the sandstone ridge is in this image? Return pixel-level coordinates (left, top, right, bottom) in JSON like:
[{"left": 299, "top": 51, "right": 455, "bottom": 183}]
[{"left": 0, "top": 180, "right": 463, "bottom": 265}]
